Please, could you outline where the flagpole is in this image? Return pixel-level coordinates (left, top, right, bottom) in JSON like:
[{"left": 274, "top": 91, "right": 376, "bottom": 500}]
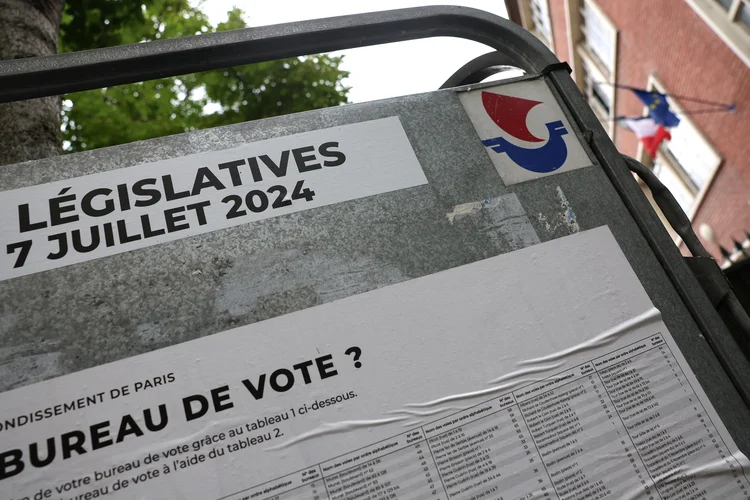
[
  {"left": 672, "top": 107, "right": 737, "bottom": 115},
  {"left": 611, "top": 106, "right": 736, "bottom": 122},
  {"left": 596, "top": 81, "right": 736, "bottom": 110}
]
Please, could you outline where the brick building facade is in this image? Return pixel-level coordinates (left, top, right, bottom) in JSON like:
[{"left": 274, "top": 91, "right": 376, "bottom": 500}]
[{"left": 507, "top": 0, "right": 750, "bottom": 261}]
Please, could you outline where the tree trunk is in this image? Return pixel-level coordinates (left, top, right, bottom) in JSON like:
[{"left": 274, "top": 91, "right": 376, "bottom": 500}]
[{"left": 0, "top": 0, "right": 65, "bottom": 166}]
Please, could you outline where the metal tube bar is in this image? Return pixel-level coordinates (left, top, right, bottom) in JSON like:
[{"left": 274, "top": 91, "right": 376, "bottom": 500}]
[
  {"left": 439, "top": 51, "right": 519, "bottom": 89},
  {"left": 624, "top": 156, "right": 712, "bottom": 259},
  {"left": 0, "top": 6, "right": 556, "bottom": 103}
]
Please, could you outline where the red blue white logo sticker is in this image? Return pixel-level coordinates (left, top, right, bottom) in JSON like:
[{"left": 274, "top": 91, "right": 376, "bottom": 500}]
[{"left": 458, "top": 80, "right": 592, "bottom": 185}]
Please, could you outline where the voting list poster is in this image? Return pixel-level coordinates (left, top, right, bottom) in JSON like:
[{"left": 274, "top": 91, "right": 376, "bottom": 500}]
[{"left": 1, "top": 227, "right": 749, "bottom": 500}]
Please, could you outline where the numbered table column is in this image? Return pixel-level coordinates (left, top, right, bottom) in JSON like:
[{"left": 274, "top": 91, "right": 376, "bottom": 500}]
[
  {"left": 423, "top": 395, "right": 556, "bottom": 500},
  {"left": 321, "top": 429, "right": 446, "bottom": 500},
  {"left": 516, "top": 363, "right": 656, "bottom": 500},
  {"left": 221, "top": 466, "right": 330, "bottom": 500},
  {"left": 596, "top": 334, "right": 750, "bottom": 500},
  {"left": 412, "top": 439, "right": 443, "bottom": 499}
]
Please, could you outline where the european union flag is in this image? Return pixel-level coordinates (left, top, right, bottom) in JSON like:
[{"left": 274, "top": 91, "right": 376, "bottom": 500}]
[{"left": 632, "top": 89, "right": 681, "bottom": 127}]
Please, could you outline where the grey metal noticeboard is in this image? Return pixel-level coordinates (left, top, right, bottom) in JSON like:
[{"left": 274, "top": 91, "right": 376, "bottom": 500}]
[{"left": 1, "top": 6, "right": 750, "bottom": 499}]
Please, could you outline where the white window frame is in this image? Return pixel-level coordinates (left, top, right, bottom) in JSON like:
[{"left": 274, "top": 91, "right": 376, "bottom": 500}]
[
  {"left": 565, "top": 0, "right": 618, "bottom": 138},
  {"left": 637, "top": 75, "right": 723, "bottom": 220},
  {"left": 520, "top": 0, "right": 556, "bottom": 51},
  {"left": 577, "top": 51, "right": 614, "bottom": 126},
  {"left": 653, "top": 157, "right": 698, "bottom": 215},
  {"left": 685, "top": 0, "right": 750, "bottom": 68},
  {"left": 579, "top": 0, "right": 617, "bottom": 76}
]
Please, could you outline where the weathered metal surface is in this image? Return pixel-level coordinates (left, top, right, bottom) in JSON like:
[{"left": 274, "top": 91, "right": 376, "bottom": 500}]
[{"left": 1, "top": 75, "right": 749, "bottom": 454}]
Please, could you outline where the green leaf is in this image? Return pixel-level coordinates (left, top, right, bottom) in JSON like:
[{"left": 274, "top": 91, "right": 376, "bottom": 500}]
[{"left": 59, "top": 3, "right": 349, "bottom": 153}]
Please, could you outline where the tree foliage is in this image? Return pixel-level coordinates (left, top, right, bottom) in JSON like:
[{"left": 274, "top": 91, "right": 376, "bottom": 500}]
[{"left": 59, "top": 0, "right": 349, "bottom": 152}]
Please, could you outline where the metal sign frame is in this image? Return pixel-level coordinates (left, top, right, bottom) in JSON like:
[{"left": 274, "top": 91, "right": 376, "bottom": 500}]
[{"left": 1, "top": 5, "right": 749, "bottom": 408}]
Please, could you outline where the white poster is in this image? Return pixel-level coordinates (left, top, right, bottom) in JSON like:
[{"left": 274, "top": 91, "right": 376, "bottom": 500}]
[
  {"left": 459, "top": 80, "right": 593, "bottom": 186},
  {"left": 2, "top": 227, "right": 749, "bottom": 500},
  {"left": 0, "top": 117, "right": 427, "bottom": 282}
]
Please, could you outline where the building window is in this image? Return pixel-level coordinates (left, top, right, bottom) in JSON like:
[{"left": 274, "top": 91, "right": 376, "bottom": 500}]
[
  {"left": 579, "top": 0, "right": 617, "bottom": 75},
  {"left": 567, "top": 0, "right": 618, "bottom": 136},
  {"left": 643, "top": 77, "right": 722, "bottom": 218},
  {"left": 519, "top": 0, "right": 555, "bottom": 49},
  {"left": 530, "top": 0, "right": 553, "bottom": 45},
  {"left": 738, "top": 1, "right": 750, "bottom": 30},
  {"left": 715, "top": 0, "right": 750, "bottom": 31},
  {"left": 663, "top": 117, "right": 721, "bottom": 192},
  {"left": 653, "top": 158, "right": 697, "bottom": 214},
  {"left": 716, "top": 0, "right": 734, "bottom": 10},
  {"left": 579, "top": 56, "right": 613, "bottom": 128},
  {"left": 686, "top": 0, "right": 750, "bottom": 67}
]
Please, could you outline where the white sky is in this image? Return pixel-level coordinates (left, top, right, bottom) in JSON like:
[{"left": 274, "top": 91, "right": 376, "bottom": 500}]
[{"left": 198, "top": 1, "right": 510, "bottom": 103}]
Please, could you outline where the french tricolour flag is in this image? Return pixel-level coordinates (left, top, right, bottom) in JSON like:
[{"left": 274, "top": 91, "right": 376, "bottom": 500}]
[{"left": 621, "top": 117, "right": 671, "bottom": 158}]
